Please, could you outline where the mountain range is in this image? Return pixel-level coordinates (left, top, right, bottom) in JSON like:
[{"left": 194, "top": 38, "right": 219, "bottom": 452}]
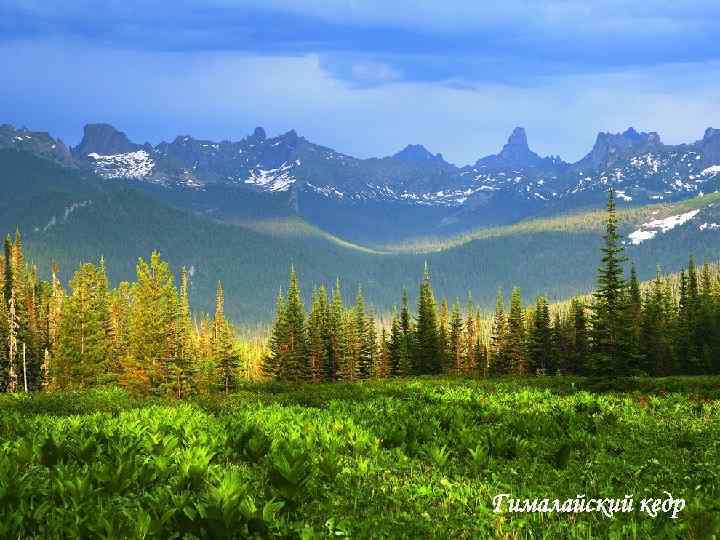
[
  {"left": 2, "top": 120, "right": 720, "bottom": 322},
  {"left": 3, "top": 121, "right": 720, "bottom": 243}
]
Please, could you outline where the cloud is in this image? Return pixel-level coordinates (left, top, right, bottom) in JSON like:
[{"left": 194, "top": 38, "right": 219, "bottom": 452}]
[
  {"left": 2, "top": 38, "right": 719, "bottom": 167},
  {"left": 2, "top": 0, "right": 720, "bottom": 86}
]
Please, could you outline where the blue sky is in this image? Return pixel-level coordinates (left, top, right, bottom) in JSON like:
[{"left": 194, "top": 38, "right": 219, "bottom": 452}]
[{"left": 1, "top": 0, "right": 719, "bottom": 164}]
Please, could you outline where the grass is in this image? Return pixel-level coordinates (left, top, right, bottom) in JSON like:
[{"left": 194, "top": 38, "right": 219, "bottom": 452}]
[{"left": 1, "top": 376, "right": 719, "bottom": 538}]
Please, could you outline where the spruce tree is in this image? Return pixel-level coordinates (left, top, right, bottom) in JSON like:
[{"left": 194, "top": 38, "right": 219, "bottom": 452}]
[
  {"left": 54, "top": 262, "right": 111, "bottom": 388},
  {"left": 528, "top": 296, "right": 552, "bottom": 374},
  {"left": 464, "top": 293, "right": 477, "bottom": 374},
  {"left": 437, "top": 298, "right": 449, "bottom": 373},
  {"left": 398, "top": 288, "right": 414, "bottom": 375},
  {"left": 388, "top": 308, "right": 404, "bottom": 377},
  {"left": 641, "top": 269, "right": 675, "bottom": 375},
  {"left": 307, "top": 287, "right": 327, "bottom": 382},
  {"left": 590, "top": 189, "right": 628, "bottom": 376},
  {"left": 489, "top": 289, "right": 509, "bottom": 374},
  {"left": 278, "top": 267, "right": 309, "bottom": 382},
  {"left": 123, "top": 252, "right": 179, "bottom": 395},
  {"left": 326, "top": 280, "right": 344, "bottom": 381},
  {"left": 264, "top": 290, "right": 287, "bottom": 379},
  {"left": 621, "top": 265, "right": 643, "bottom": 373},
  {"left": 212, "top": 282, "right": 238, "bottom": 394},
  {"left": 354, "top": 285, "right": 374, "bottom": 379},
  {"left": 374, "top": 326, "right": 390, "bottom": 378},
  {"left": 448, "top": 299, "right": 464, "bottom": 376},
  {"left": 414, "top": 264, "right": 440, "bottom": 374},
  {"left": 570, "top": 298, "right": 588, "bottom": 374},
  {"left": 507, "top": 287, "right": 527, "bottom": 374}
]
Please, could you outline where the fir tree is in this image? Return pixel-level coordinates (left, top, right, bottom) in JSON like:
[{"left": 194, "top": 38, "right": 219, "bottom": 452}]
[
  {"left": 489, "top": 289, "right": 509, "bottom": 374},
  {"left": 278, "top": 267, "right": 309, "bottom": 382},
  {"left": 463, "top": 293, "right": 477, "bottom": 374},
  {"left": 528, "top": 296, "right": 552, "bottom": 374},
  {"left": 374, "top": 326, "right": 390, "bottom": 379},
  {"left": 448, "top": 299, "right": 464, "bottom": 376},
  {"left": 307, "top": 287, "right": 327, "bottom": 383},
  {"left": 641, "top": 269, "right": 675, "bottom": 375},
  {"left": 570, "top": 299, "right": 588, "bottom": 374},
  {"left": 263, "top": 290, "right": 286, "bottom": 379},
  {"left": 507, "top": 287, "right": 527, "bottom": 374},
  {"left": 414, "top": 264, "right": 440, "bottom": 375},
  {"left": 54, "top": 261, "right": 111, "bottom": 388},
  {"left": 212, "top": 282, "right": 238, "bottom": 394},
  {"left": 388, "top": 308, "right": 404, "bottom": 377},
  {"left": 354, "top": 285, "right": 374, "bottom": 379},
  {"left": 590, "top": 189, "right": 628, "bottom": 376},
  {"left": 325, "top": 280, "right": 345, "bottom": 382},
  {"left": 123, "top": 252, "right": 178, "bottom": 395},
  {"left": 399, "top": 287, "right": 414, "bottom": 373}
]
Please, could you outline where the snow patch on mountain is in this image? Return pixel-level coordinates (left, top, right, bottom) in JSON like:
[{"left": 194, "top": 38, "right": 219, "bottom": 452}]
[
  {"left": 701, "top": 165, "right": 720, "bottom": 176},
  {"left": 628, "top": 209, "right": 700, "bottom": 245},
  {"left": 244, "top": 162, "right": 296, "bottom": 192},
  {"left": 615, "top": 190, "right": 632, "bottom": 201},
  {"left": 88, "top": 150, "right": 155, "bottom": 179},
  {"left": 40, "top": 200, "right": 93, "bottom": 232}
]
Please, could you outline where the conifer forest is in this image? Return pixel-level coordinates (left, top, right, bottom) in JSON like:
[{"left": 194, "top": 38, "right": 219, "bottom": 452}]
[
  {"left": 5, "top": 3, "right": 720, "bottom": 536},
  {"left": 0, "top": 190, "right": 719, "bottom": 538}
]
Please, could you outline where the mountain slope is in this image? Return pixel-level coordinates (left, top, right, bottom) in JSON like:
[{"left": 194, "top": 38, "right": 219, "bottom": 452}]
[
  {"left": 5, "top": 147, "right": 720, "bottom": 325},
  {"left": 5, "top": 121, "right": 720, "bottom": 244}
]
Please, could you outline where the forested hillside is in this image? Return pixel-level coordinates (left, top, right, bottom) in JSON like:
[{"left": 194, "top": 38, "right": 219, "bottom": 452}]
[
  {"left": 4, "top": 148, "right": 720, "bottom": 323},
  {"left": 2, "top": 190, "right": 719, "bottom": 398}
]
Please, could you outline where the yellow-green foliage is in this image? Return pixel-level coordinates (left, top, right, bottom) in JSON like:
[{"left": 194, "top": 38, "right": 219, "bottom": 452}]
[
  {"left": 0, "top": 379, "right": 718, "bottom": 538},
  {"left": 380, "top": 192, "right": 720, "bottom": 253}
]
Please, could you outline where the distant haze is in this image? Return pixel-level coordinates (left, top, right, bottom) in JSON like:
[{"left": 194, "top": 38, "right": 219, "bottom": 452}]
[{"left": 1, "top": 1, "right": 719, "bottom": 165}]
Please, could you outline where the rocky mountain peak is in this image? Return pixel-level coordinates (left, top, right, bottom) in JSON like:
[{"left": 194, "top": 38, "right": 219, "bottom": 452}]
[
  {"left": 475, "top": 127, "right": 546, "bottom": 169},
  {"left": 579, "top": 127, "right": 662, "bottom": 170},
  {"left": 252, "top": 126, "right": 266, "bottom": 141},
  {"left": 392, "top": 144, "right": 446, "bottom": 165},
  {"left": 704, "top": 127, "right": 720, "bottom": 141},
  {"left": 75, "top": 123, "right": 140, "bottom": 157}
]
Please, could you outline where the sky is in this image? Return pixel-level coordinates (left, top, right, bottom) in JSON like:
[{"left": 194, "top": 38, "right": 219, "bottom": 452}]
[{"left": 1, "top": 0, "right": 720, "bottom": 165}]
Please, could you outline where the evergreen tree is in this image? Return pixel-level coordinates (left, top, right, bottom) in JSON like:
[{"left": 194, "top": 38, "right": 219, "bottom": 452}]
[
  {"left": 123, "top": 252, "right": 179, "bottom": 395},
  {"left": 278, "top": 267, "right": 309, "bottom": 382},
  {"left": 623, "top": 265, "right": 643, "bottom": 372},
  {"left": 437, "top": 298, "right": 449, "bottom": 373},
  {"left": 307, "top": 287, "right": 327, "bottom": 383},
  {"left": 507, "top": 287, "right": 527, "bottom": 374},
  {"left": 528, "top": 296, "right": 552, "bottom": 374},
  {"left": 325, "top": 280, "right": 345, "bottom": 381},
  {"left": 570, "top": 298, "right": 588, "bottom": 374},
  {"left": 354, "top": 285, "right": 374, "bottom": 379},
  {"left": 263, "top": 290, "right": 286, "bottom": 379},
  {"left": 374, "top": 326, "right": 390, "bottom": 378},
  {"left": 590, "top": 189, "right": 628, "bottom": 375},
  {"left": 388, "top": 308, "right": 405, "bottom": 377},
  {"left": 399, "top": 287, "right": 414, "bottom": 372},
  {"left": 212, "top": 282, "right": 238, "bottom": 394},
  {"left": 463, "top": 293, "right": 478, "bottom": 374},
  {"left": 414, "top": 264, "right": 440, "bottom": 375},
  {"left": 489, "top": 289, "right": 509, "bottom": 374},
  {"left": 3, "top": 235, "right": 13, "bottom": 304},
  {"left": 448, "top": 299, "right": 464, "bottom": 376},
  {"left": 54, "top": 262, "right": 111, "bottom": 388},
  {"left": 641, "top": 269, "right": 675, "bottom": 375}
]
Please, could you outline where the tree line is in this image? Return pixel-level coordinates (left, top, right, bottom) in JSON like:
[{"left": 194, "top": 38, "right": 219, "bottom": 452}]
[
  {"left": 264, "top": 190, "right": 720, "bottom": 382},
  {"left": 0, "top": 241, "right": 239, "bottom": 396},
  {"left": 1, "top": 189, "right": 720, "bottom": 393}
]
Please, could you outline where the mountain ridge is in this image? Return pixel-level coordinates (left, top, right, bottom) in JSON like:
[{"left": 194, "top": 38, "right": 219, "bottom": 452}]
[{"left": 3, "top": 120, "right": 720, "bottom": 243}]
